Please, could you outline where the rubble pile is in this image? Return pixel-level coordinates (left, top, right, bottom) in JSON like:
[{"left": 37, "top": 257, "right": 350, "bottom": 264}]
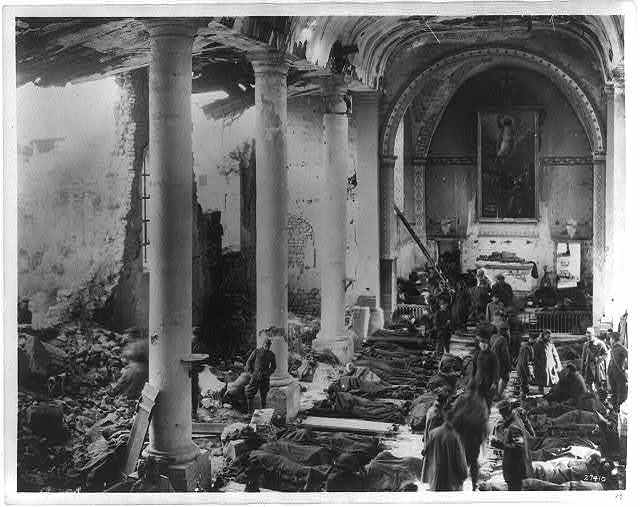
[{"left": 17, "top": 324, "right": 138, "bottom": 492}]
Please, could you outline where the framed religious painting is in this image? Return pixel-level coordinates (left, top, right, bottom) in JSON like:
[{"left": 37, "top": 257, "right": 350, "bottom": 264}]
[{"left": 477, "top": 109, "right": 539, "bottom": 221}]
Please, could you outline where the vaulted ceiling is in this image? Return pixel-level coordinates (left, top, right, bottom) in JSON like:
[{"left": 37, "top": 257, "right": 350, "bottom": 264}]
[{"left": 16, "top": 16, "right": 624, "bottom": 120}]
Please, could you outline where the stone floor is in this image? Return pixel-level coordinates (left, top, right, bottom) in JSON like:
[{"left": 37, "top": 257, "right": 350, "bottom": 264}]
[{"left": 208, "top": 343, "right": 542, "bottom": 493}]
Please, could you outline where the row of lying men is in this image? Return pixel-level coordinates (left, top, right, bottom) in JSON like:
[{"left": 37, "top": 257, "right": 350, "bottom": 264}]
[{"left": 421, "top": 321, "right": 626, "bottom": 491}]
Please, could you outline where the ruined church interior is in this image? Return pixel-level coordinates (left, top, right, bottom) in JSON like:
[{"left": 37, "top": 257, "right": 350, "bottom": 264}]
[{"left": 11, "top": 11, "right": 632, "bottom": 495}]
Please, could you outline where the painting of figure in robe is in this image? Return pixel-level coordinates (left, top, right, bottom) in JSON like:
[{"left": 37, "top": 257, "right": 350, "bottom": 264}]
[{"left": 478, "top": 110, "right": 537, "bottom": 219}]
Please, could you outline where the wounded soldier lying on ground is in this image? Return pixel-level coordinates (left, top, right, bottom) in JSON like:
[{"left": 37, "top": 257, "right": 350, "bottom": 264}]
[
  {"left": 258, "top": 441, "right": 334, "bottom": 467},
  {"left": 480, "top": 477, "right": 604, "bottom": 491},
  {"left": 238, "top": 449, "right": 330, "bottom": 492},
  {"left": 334, "top": 364, "right": 421, "bottom": 400},
  {"left": 545, "top": 364, "right": 606, "bottom": 412},
  {"left": 361, "top": 343, "right": 435, "bottom": 368},
  {"left": 276, "top": 429, "right": 382, "bottom": 465},
  {"left": 308, "top": 386, "right": 408, "bottom": 424},
  {"left": 530, "top": 454, "right": 602, "bottom": 483},
  {"left": 353, "top": 359, "right": 430, "bottom": 386},
  {"left": 364, "top": 451, "right": 423, "bottom": 491},
  {"left": 528, "top": 409, "right": 605, "bottom": 433},
  {"left": 529, "top": 444, "right": 601, "bottom": 462}
]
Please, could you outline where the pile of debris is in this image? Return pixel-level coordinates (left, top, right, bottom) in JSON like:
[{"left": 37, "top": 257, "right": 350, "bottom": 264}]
[{"left": 17, "top": 324, "right": 138, "bottom": 492}]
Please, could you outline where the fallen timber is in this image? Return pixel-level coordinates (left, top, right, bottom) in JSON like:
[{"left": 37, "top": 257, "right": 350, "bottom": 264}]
[{"left": 299, "top": 416, "right": 399, "bottom": 435}]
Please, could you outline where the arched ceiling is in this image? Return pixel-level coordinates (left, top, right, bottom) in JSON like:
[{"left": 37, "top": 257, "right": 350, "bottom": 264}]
[
  {"left": 287, "top": 15, "right": 624, "bottom": 89},
  {"left": 382, "top": 47, "right": 606, "bottom": 160},
  {"left": 15, "top": 15, "right": 623, "bottom": 119}
]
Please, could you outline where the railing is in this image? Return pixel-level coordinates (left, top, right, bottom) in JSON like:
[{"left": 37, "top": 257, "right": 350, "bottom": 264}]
[
  {"left": 393, "top": 304, "right": 428, "bottom": 323},
  {"left": 393, "top": 305, "right": 591, "bottom": 335},
  {"left": 517, "top": 309, "right": 592, "bottom": 335}
]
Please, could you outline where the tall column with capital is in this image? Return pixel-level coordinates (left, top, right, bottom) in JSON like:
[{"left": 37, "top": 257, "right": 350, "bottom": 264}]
[
  {"left": 604, "top": 75, "right": 626, "bottom": 321},
  {"left": 146, "top": 20, "right": 210, "bottom": 491},
  {"left": 312, "top": 76, "right": 354, "bottom": 363},
  {"left": 352, "top": 91, "right": 384, "bottom": 334},
  {"left": 380, "top": 155, "right": 397, "bottom": 323},
  {"left": 592, "top": 152, "right": 607, "bottom": 327},
  {"left": 250, "top": 50, "right": 299, "bottom": 420}
]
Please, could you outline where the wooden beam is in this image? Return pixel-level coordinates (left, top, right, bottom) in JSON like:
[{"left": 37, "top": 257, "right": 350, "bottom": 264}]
[
  {"left": 299, "top": 416, "right": 398, "bottom": 435},
  {"left": 192, "top": 421, "right": 226, "bottom": 435}
]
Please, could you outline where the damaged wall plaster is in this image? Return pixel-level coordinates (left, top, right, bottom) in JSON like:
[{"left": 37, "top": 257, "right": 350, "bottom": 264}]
[{"left": 17, "top": 78, "right": 127, "bottom": 327}]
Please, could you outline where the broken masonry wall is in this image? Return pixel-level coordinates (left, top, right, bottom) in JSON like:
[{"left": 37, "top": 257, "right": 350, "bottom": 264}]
[
  {"left": 98, "top": 69, "right": 149, "bottom": 332},
  {"left": 17, "top": 72, "right": 226, "bottom": 332},
  {"left": 192, "top": 93, "right": 256, "bottom": 250},
  {"left": 192, "top": 94, "right": 363, "bottom": 318},
  {"left": 17, "top": 77, "right": 128, "bottom": 327}
]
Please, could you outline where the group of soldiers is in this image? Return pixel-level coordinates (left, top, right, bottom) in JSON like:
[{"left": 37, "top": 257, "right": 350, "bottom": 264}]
[{"left": 419, "top": 269, "right": 628, "bottom": 492}]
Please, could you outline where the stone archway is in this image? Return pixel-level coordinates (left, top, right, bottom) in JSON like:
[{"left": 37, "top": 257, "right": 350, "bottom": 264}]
[
  {"left": 378, "top": 46, "right": 609, "bottom": 324},
  {"left": 380, "top": 47, "right": 605, "bottom": 159}
]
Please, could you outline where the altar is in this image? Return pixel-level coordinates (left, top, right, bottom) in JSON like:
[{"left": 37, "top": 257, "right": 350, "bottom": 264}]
[{"left": 475, "top": 259, "right": 537, "bottom": 292}]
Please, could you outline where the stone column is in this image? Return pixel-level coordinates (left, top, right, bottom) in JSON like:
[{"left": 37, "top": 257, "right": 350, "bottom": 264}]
[
  {"left": 592, "top": 151, "right": 607, "bottom": 328},
  {"left": 604, "top": 75, "right": 626, "bottom": 321},
  {"left": 146, "top": 20, "right": 210, "bottom": 491},
  {"left": 250, "top": 50, "right": 299, "bottom": 420},
  {"left": 312, "top": 76, "right": 354, "bottom": 363},
  {"left": 380, "top": 155, "right": 397, "bottom": 323},
  {"left": 352, "top": 91, "right": 384, "bottom": 334}
]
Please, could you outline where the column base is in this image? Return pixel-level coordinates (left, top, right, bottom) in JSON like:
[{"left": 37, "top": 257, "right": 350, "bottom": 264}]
[
  {"left": 266, "top": 381, "right": 301, "bottom": 422},
  {"left": 312, "top": 333, "right": 355, "bottom": 364},
  {"left": 165, "top": 449, "right": 211, "bottom": 492}
]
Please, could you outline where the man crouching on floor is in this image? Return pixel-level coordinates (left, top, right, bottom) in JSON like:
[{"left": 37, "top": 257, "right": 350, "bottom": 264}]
[{"left": 244, "top": 333, "right": 277, "bottom": 412}]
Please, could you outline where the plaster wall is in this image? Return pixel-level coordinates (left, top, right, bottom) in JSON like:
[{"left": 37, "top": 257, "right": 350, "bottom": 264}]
[
  {"left": 192, "top": 94, "right": 363, "bottom": 315},
  {"left": 424, "top": 67, "right": 594, "bottom": 290},
  {"left": 286, "top": 96, "right": 360, "bottom": 310}
]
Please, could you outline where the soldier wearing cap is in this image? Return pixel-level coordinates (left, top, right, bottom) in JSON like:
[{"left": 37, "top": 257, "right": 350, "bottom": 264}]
[
  {"left": 490, "top": 399, "right": 533, "bottom": 490},
  {"left": 491, "top": 322, "right": 512, "bottom": 399},
  {"left": 491, "top": 273, "right": 513, "bottom": 308},
  {"left": 244, "top": 332, "right": 277, "bottom": 412},
  {"left": 471, "top": 322, "right": 499, "bottom": 409}
]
